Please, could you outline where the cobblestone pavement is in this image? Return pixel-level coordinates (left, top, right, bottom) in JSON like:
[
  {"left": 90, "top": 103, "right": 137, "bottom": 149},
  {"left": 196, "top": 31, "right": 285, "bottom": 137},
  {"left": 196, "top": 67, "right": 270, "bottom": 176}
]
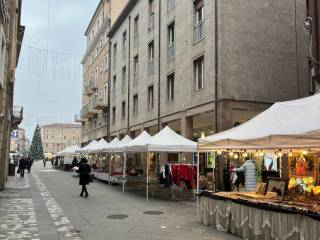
[
  {"left": 0, "top": 175, "right": 39, "bottom": 240},
  {"left": 0, "top": 162, "right": 239, "bottom": 240}
]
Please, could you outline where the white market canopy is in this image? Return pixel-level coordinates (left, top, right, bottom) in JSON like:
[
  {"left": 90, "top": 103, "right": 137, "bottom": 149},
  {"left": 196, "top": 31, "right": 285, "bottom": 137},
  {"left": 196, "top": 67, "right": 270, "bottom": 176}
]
[
  {"left": 89, "top": 138, "right": 109, "bottom": 153},
  {"left": 57, "top": 145, "right": 81, "bottom": 155},
  {"left": 105, "top": 137, "right": 120, "bottom": 153},
  {"left": 126, "top": 131, "right": 152, "bottom": 152},
  {"left": 148, "top": 126, "right": 197, "bottom": 152},
  {"left": 199, "top": 94, "right": 320, "bottom": 150},
  {"left": 77, "top": 140, "right": 98, "bottom": 153},
  {"left": 110, "top": 135, "right": 132, "bottom": 153}
]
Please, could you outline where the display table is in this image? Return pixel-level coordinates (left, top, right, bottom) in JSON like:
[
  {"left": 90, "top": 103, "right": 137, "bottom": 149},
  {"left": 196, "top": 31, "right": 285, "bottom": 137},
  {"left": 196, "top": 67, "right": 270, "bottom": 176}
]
[{"left": 199, "top": 191, "right": 320, "bottom": 240}]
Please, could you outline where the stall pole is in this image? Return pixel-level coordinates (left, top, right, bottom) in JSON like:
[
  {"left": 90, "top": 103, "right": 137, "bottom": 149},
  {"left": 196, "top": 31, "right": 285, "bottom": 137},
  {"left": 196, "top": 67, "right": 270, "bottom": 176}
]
[
  {"left": 196, "top": 151, "right": 200, "bottom": 220},
  {"left": 109, "top": 152, "right": 112, "bottom": 187},
  {"left": 122, "top": 152, "right": 127, "bottom": 193},
  {"left": 146, "top": 152, "right": 150, "bottom": 202}
]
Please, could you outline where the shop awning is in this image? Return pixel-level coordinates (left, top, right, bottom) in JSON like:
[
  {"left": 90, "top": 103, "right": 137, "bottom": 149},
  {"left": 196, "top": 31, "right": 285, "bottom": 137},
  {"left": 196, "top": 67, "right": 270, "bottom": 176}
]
[
  {"left": 126, "top": 131, "right": 152, "bottom": 153},
  {"left": 148, "top": 126, "right": 197, "bottom": 152},
  {"left": 77, "top": 140, "right": 98, "bottom": 153},
  {"left": 110, "top": 135, "right": 132, "bottom": 153},
  {"left": 89, "top": 138, "right": 109, "bottom": 153},
  {"left": 199, "top": 94, "right": 320, "bottom": 150}
]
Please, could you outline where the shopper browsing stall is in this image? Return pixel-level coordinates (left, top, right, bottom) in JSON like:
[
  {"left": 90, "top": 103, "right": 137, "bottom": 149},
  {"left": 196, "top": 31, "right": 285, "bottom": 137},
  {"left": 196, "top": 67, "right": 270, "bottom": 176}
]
[{"left": 234, "top": 156, "right": 256, "bottom": 192}]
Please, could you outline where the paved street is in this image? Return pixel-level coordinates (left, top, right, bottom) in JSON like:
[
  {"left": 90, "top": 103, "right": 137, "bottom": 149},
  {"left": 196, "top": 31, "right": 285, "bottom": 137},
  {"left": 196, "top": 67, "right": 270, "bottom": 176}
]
[{"left": 0, "top": 161, "right": 239, "bottom": 240}]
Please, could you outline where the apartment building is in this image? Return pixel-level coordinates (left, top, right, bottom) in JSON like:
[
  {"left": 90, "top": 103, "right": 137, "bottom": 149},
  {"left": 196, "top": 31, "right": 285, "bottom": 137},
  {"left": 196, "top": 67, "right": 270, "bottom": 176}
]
[
  {"left": 108, "top": 0, "right": 309, "bottom": 142},
  {"left": 0, "top": 0, "right": 24, "bottom": 190},
  {"left": 41, "top": 123, "right": 81, "bottom": 155},
  {"left": 78, "top": 0, "right": 128, "bottom": 146}
]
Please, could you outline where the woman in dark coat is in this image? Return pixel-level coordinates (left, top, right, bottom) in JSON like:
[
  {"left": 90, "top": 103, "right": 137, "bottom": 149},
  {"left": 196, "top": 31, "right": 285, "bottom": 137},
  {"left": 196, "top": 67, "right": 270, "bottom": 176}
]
[{"left": 76, "top": 158, "right": 91, "bottom": 197}]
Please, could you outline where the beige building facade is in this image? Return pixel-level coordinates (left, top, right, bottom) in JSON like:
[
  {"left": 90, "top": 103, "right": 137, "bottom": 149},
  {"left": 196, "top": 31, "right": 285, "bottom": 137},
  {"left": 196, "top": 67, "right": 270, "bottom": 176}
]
[
  {"left": 107, "top": 0, "right": 309, "bottom": 144},
  {"left": 41, "top": 123, "right": 81, "bottom": 155},
  {"left": 0, "top": 0, "right": 24, "bottom": 190},
  {"left": 10, "top": 128, "right": 26, "bottom": 153},
  {"left": 78, "top": 0, "right": 128, "bottom": 146}
]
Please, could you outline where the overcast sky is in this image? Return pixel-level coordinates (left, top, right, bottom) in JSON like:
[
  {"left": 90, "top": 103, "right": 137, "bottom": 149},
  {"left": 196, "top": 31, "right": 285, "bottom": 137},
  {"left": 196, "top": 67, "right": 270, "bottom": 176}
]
[{"left": 14, "top": 0, "right": 100, "bottom": 139}]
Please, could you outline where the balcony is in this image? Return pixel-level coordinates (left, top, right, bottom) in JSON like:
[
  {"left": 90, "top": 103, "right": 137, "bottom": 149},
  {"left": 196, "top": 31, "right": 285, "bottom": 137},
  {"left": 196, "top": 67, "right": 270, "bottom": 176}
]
[
  {"left": 84, "top": 79, "right": 98, "bottom": 95},
  {"left": 148, "top": 60, "right": 154, "bottom": 75},
  {"left": 193, "top": 20, "right": 204, "bottom": 44},
  {"left": 92, "top": 94, "right": 108, "bottom": 110},
  {"left": 167, "top": 43, "right": 175, "bottom": 61},
  {"left": 148, "top": 14, "right": 154, "bottom": 32},
  {"left": 11, "top": 105, "right": 23, "bottom": 129},
  {"left": 74, "top": 113, "right": 85, "bottom": 123},
  {"left": 81, "top": 102, "right": 98, "bottom": 118}
]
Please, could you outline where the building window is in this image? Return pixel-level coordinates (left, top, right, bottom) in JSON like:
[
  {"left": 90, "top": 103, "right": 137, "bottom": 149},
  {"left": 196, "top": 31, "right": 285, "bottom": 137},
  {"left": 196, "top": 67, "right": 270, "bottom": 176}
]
[
  {"left": 105, "top": 53, "right": 109, "bottom": 71},
  {"left": 122, "top": 31, "right": 127, "bottom": 59},
  {"left": 148, "top": 41, "right": 154, "bottom": 75},
  {"left": 134, "top": 15, "right": 139, "bottom": 48},
  {"left": 133, "top": 94, "right": 138, "bottom": 115},
  {"left": 193, "top": 0, "right": 204, "bottom": 43},
  {"left": 112, "top": 107, "right": 116, "bottom": 124},
  {"left": 167, "top": 21, "right": 175, "bottom": 61},
  {"left": 121, "top": 101, "right": 126, "bottom": 120},
  {"left": 167, "top": 73, "right": 175, "bottom": 101},
  {"left": 167, "top": 0, "right": 175, "bottom": 12},
  {"left": 194, "top": 56, "right": 204, "bottom": 90},
  {"left": 148, "top": 0, "right": 155, "bottom": 32},
  {"left": 147, "top": 85, "right": 154, "bottom": 110},
  {"left": 133, "top": 55, "right": 139, "bottom": 84},
  {"left": 113, "top": 75, "right": 116, "bottom": 90},
  {"left": 113, "top": 43, "right": 117, "bottom": 69},
  {"left": 122, "top": 66, "right": 126, "bottom": 94}
]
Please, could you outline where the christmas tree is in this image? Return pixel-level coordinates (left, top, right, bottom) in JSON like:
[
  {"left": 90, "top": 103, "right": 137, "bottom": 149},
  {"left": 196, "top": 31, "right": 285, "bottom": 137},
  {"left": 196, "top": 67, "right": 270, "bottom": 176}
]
[{"left": 29, "top": 124, "right": 44, "bottom": 161}]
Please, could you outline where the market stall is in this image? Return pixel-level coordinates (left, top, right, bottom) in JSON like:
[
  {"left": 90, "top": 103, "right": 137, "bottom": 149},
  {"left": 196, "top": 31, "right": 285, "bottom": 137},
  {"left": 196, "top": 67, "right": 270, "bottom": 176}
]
[
  {"left": 197, "top": 94, "right": 320, "bottom": 240},
  {"left": 106, "top": 138, "right": 123, "bottom": 185},
  {"left": 88, "top": 139, "right": 109, "bottom": 181},
  {"left": 123, "top": 126, "right": 198, "bottom": 201},
  {"left": 57, "top": 145, "right": 81, "bottom": 170}
]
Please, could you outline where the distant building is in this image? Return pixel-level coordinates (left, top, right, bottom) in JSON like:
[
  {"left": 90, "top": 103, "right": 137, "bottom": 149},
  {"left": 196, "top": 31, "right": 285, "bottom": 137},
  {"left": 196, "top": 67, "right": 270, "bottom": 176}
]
[
  {"left": 41, "top": 123, "right": 81, "bottom": 155},
  {"left": 77, "top": 0, "right": 128, "bottom": 146},
  {"left": 10, "top": 128, "right": 26, "bottom": 153}
]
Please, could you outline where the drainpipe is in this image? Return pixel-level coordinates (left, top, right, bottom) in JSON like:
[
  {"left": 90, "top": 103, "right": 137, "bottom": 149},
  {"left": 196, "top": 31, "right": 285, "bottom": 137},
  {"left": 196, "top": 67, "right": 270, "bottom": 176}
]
[
  {"left": 214, "top": 0, "right": 218, "bottom": 133},
  {"left": 157, "top": 0, "right": 162, "bottom": 132},
  {"left": 107, "top": 39, "right": 112, "bottom": 141},
  {"left": 127, "top": 16, "right": 131, "bottom": 134},
  {"left": 312, "top": 0, "right": 320, "bottom": 85}
]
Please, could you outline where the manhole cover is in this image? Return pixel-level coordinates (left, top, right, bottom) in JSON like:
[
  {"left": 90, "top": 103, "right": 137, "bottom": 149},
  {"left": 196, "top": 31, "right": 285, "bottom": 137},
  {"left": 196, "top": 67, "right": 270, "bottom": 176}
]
[
  {"left": 107, "top": 214, "right": 129, "bottom": 219},
  {"left": 143, "top": 211, "right": 164, "bottom": 215}
]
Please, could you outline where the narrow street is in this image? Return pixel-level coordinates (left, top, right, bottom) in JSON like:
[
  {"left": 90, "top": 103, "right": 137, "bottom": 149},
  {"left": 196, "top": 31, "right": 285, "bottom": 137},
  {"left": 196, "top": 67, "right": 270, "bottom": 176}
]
[{"left": 0, "top": 161, "right": 238, "bottom": 240}]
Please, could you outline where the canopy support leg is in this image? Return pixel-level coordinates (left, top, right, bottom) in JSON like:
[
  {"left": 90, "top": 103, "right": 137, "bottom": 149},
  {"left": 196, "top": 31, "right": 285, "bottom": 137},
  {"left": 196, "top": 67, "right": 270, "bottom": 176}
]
[
  {"left": 196, "top": 151, "right": 200, "bottom": 221},
  {"left": 123, "top": 152, "right": 126, "bottom": 193}
]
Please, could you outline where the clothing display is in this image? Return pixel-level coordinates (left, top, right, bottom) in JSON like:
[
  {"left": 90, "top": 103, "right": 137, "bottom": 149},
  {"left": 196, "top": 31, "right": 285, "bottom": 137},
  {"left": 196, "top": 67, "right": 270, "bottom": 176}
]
[{"left": 159, "top": 164, "right": 197, "bottom": 190}]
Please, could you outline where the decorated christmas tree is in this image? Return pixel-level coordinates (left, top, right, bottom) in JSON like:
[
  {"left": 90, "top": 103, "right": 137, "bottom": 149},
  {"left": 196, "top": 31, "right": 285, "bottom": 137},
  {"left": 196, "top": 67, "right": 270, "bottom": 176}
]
[{"left": 29, "top": 124, "right": 44, "bottom": 161}]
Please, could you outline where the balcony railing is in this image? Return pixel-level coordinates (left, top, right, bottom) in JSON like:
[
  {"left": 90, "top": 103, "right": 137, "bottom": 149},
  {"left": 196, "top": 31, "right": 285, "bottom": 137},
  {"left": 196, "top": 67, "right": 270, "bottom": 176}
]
[
  {"left": 148, "top": 60, "right": 154, "bottom": 75},
  {"left": 148, "top": 14, "right": 154, "bottom": 32},
  {"left": 81, "top": 101, "right": 97, "bottom": 118},
  {"left": 167, "top": 43, "right": 175, "bottom": 61},
  {"left": 92, "top": 94, "right": 108, "bottom": 110},
  {"left": 193, "top": 20, "right": 204, "bottom": 44},
  {"left": 134, "top": 33, "right": 139, "bottom": 48},
  {"left": 74, "top": 113, "right": 85, "bottom": 123}
]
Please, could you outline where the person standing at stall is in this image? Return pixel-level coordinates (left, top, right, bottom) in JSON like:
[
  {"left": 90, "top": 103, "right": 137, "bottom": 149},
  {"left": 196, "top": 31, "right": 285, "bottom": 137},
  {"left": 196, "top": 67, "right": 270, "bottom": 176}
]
[
  {"left": 234, "top": 156, "right": 256, "bottom": 192},
  {"left": 76, "top": 158, "right": 91, "bottom": 198}
]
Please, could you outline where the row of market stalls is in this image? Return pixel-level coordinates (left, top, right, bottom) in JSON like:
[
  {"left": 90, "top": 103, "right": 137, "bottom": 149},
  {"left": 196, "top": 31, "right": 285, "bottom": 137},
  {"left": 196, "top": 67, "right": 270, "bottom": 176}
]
[{"left": 57, "top": 94, "right": 320, "bottom": 239}]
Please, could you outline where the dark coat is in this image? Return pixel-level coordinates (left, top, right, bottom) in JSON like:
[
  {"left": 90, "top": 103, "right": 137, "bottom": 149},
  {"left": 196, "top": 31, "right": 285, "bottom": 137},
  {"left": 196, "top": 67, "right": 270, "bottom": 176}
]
[
  {"left": 19, "top": 158, "right": 26, "bottom": 170},
  {"left": 77, "top": 162, "right": 91, "bottom": 186}
]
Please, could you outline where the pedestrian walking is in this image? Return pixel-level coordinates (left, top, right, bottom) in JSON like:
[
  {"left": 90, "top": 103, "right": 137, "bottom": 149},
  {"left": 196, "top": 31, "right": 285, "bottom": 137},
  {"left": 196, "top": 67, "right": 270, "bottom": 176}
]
[
  {"left": 71, "top": 157, "right": 78, "bottom": 168},
  {"left": 76, "top": 158, "right": 91, "bottom": 198},
  {"left": 51, "top": 159, "right": 54, "bottom": 168},
  {"left": 18, "top": 157, "right": 26, "bottom": 177},
  {"left": 26, "top": 157, "right": 33, "bottom": 173},
  {"left": 54, "top": 157, "right": 59, "bottom": 169},
  {"left": 43, "top": 158, "right": 47, "bottom": 168}
]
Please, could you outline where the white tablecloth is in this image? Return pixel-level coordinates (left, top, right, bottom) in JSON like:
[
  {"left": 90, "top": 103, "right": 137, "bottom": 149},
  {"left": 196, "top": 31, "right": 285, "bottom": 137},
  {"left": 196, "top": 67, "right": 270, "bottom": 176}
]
[{"left": 199, "top": 196, "right": 320, "bottom": 240}]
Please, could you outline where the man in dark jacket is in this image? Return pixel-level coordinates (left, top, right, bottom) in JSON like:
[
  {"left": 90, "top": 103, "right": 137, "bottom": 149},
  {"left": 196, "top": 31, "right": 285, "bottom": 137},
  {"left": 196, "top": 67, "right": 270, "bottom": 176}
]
[
  {"left": 76, "top": 158, "right": 91, "bottom": 197},
  {"left": 18, "top": 157, "right": 26, "bottom": 177}
]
